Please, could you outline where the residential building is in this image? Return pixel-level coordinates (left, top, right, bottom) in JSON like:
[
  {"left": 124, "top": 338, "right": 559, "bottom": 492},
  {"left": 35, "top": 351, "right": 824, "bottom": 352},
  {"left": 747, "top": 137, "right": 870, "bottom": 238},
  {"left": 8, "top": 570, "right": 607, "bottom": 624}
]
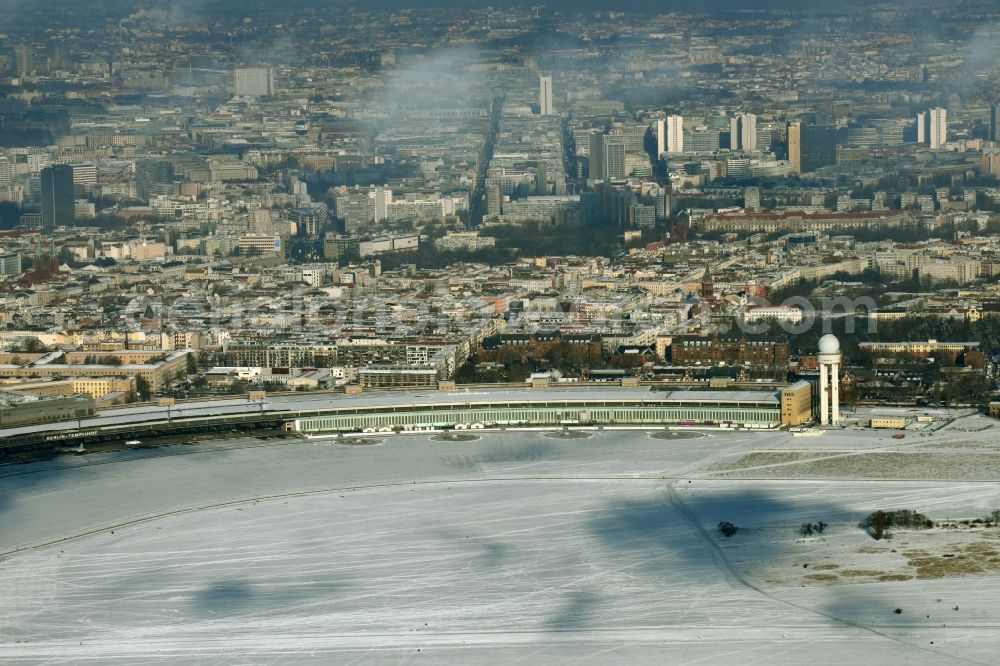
[
  {"left": 667, "top": 115, "right": 684, "bottom": 154},
  {"left": 234, "top": 67, "right": 274, "bottom": 97}
]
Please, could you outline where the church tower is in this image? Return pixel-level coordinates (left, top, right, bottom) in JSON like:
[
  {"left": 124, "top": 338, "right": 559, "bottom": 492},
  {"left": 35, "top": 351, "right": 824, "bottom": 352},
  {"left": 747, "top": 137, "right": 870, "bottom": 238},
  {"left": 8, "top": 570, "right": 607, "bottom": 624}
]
[{"left": 700, "top": 265, "right": 713, "bottom": 299}]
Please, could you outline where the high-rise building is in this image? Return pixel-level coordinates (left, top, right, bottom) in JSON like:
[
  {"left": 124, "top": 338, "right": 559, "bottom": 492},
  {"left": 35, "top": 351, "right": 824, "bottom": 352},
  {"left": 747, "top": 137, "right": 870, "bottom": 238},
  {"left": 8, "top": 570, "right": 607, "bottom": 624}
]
[
  {"left": 538, "top": 75, "right": 553, "bottom": 115},
  {"left": 730, "top": 113, "right": 757, "bottom": 151},
  {"left": 656, "top": 119, "right": 666, "bottom": 157},
  {"left": 135, "top": 160, "right": 175, "bottom": 200},
  {"left": 788, "top": 122, "right": 839, "bottom": 174},
  {"left": 686, "top": 127, "right": 721, "bottom": 152},
  {"left": 603, "top": 136, "right": 626, "bottom": 179},
  {"left": 928, "top": 107, "right": 947, "bottom": 149},
  {"left": 287, "top": 205, "right": 326, "bottom": 237},
  {"left": 486, "top": 183, "right": 502, "bottom": 218},
  {"left": 991, "top": 103, "right": 1000, "bottom": 143},
  {"left": 335, "top": 192, "right": 374, "bottom": 233},
  {"left": 0, "top": 252, "right": 22, "bottom": 277},
  {"left": 983, "top": 152, "right": 1000, "bottom": 178},
  {"left": 667, "top": 115, "right": 684, "bottom": 154},
  {"left": 609, "top": 122, "right": 645, "bottom": 151},
  {"left": 14, "top": 43, "right": 34, "bottom": 76},
  {"left": 727, "top": 158, "right": 751, "bottom": 179},
  {"left": 788, "top": 122, "right": 801, "bottom": 173},
  {"left": 915, "top": 112, "right": 926, "bottom": 144},
  {"left": 588, "top": 132, "right": 605, "bottom": 180},
  {"left": 40, "top": 165, "right": 74, "bottom": 230},
  {"left": 0, "top": 158, "right": 14, "bottom": 186},
  {"left": 234, "top": 67, "right": 274, "bottom": 97},
  {"left": 48, "top": 43, "right": 65, "bottom": 70},
  {"left": 71, "top": 164, "right": 97, "bottom": 193},
  {"left": 535, "top": 162, "right": 548, "bottom": 194},
  {"left": 373, "top": 186, "right": 392, "bottom": 224}
]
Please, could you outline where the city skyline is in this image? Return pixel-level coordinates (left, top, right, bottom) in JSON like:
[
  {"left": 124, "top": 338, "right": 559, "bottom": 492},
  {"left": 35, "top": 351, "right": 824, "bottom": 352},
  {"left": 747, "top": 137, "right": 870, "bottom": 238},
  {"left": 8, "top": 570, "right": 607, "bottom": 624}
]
[{"left": 2, "top": 2, "right": 1000, "bottom": 663}]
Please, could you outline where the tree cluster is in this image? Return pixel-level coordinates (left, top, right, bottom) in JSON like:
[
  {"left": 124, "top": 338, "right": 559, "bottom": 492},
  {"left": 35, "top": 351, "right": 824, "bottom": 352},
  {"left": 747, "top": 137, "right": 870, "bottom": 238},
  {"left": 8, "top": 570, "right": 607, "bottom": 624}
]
[
  {"left": 718, "top": 522, "right": 739, "bottom": 538},
  {"left": 860, "top": 509, "right": 933, "bottom": 540},
  {"left": 800, "top": 521, "right": 827, "bottom": 537}
]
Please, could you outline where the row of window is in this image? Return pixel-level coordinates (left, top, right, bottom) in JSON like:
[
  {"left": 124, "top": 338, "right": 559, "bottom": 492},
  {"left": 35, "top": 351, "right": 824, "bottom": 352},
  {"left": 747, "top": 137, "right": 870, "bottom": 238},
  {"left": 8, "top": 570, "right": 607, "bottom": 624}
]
[{"left": 298, "top": 405, "right": 779, "bottom": 432}]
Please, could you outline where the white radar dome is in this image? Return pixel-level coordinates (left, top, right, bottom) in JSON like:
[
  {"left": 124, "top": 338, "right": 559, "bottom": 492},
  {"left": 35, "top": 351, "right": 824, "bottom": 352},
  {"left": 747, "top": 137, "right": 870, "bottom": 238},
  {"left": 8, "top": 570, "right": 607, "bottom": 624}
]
[{"left": 818, "top": 334, "right": 841, "bottom": 354}]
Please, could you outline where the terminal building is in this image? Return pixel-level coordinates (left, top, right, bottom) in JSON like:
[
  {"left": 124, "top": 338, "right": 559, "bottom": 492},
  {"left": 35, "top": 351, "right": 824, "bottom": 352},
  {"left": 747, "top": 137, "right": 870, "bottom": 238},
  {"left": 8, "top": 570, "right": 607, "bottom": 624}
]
[
  {"left": 0, "top": 391, "right": 95, "bottom": 428},
  {"left": 0, "top": 383, "right": 815, "bottom": 451},
  {"left": 291, "top": 383, "right": 814, "bottom": 435}
]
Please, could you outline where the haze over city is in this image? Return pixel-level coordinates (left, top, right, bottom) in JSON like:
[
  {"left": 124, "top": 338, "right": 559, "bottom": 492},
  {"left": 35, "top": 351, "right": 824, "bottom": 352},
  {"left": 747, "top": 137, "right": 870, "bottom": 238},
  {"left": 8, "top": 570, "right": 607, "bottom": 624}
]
[{"left": 2, "top": 1, "right": 1000, "bottom": 664}]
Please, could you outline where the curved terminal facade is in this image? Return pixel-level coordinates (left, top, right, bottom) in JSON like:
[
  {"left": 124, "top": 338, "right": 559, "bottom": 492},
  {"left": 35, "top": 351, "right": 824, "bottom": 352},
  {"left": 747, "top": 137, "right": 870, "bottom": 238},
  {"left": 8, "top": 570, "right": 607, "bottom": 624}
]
[
  {"left": 0, "top": 384, "right": 814, "bottom": 452},
  {"left": 293, "top": 389, "right": 792, "bottom": 434}
]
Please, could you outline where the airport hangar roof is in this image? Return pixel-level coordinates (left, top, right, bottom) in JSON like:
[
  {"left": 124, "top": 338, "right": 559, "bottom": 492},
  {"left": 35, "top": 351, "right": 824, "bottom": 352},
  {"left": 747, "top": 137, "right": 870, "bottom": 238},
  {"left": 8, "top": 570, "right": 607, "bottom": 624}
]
[{"left": 0, "top": 385, "right": 783, "bottom": 439}]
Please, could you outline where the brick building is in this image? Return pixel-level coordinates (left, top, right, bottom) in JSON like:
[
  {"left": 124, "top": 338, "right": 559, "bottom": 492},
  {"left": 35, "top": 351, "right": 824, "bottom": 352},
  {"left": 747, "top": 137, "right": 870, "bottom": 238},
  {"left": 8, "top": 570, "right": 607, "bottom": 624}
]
[
  {"left": 478, "top": 330, "right": 605, "bottom": 365},
  {"left": 669, "top": 336, "right": 790, "bottom": 366}
]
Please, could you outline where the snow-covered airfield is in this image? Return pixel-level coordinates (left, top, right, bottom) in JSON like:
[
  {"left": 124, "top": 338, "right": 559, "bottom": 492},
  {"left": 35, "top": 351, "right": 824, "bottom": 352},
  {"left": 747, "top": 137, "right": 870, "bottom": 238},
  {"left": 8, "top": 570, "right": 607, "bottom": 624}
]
[{"left": 3, "top": 414, "right": 1000, "bottom": 664}]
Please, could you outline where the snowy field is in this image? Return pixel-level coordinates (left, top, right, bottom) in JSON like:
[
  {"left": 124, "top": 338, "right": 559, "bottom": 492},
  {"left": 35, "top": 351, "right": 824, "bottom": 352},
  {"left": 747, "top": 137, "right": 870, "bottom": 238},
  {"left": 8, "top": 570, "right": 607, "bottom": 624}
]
[{"left": 2, "top": 420, "right": 1000, "bottom": 664}]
